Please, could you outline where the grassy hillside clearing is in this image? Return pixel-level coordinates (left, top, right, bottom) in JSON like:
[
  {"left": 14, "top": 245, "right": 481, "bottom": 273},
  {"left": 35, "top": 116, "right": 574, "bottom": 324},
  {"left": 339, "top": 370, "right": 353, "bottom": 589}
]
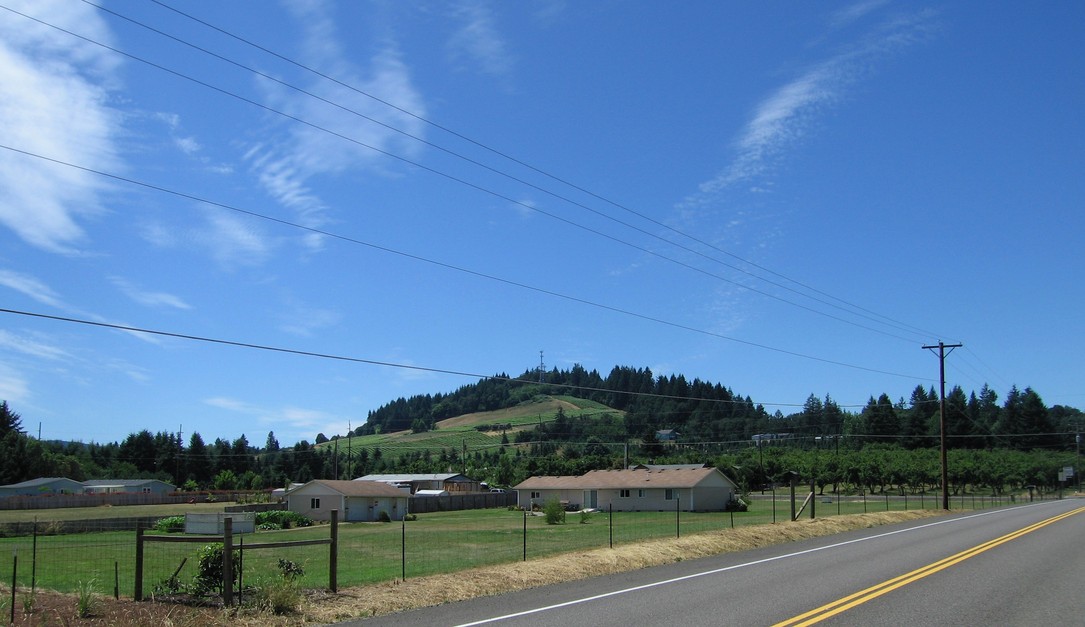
[{"left": 319, "top": 396, "right": 623, "bottom": 460}]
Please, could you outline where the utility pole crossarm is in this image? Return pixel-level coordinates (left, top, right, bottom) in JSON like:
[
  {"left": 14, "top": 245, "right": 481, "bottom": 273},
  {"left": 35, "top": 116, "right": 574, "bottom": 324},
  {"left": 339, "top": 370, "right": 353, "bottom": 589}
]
[{"left": 922, "top": 341, "right": 963, "bottom": 511}]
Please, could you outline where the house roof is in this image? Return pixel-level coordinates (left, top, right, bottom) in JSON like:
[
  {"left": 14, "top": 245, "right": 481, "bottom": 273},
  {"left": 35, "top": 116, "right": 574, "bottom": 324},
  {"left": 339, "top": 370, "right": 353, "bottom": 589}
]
[
  {"left": 629, "top": 463, "right": 708, "bottom": 471},
  {"left": 0, "top": 477, "right": 82, "bottom": 489},
  {"left": 514, "top": 467, "right": 735, "bottom": 490},
  {"left": 356, "top": 473, "right": 471, "bottom": 483},
  {"left": 83, "top": 479, "right": 174, "bottom": 488},
  {"left": 292, "top": 479, "right": 408, "bottom": 498}
]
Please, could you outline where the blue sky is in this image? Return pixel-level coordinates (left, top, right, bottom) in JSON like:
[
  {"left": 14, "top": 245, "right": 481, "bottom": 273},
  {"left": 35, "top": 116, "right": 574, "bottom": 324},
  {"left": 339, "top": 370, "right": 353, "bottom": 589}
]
[{"left": 1, "top": 1, "right": 1082, "bottom": 446}]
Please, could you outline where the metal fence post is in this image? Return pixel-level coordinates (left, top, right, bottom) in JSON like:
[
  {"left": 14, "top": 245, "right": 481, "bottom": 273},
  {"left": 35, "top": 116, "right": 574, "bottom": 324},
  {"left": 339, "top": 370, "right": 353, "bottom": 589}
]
[
  {"left": 608, "top": 504, "right": 613, "bottom": 549},
  {"left": 134, "top": 524, "right": 144, "bottom": 601},
  {"left": 223, "top": 517, "right": 233, "bottom": 607},
  {"left": 522, "top": 509, "right": 527, "bottom": 561}
]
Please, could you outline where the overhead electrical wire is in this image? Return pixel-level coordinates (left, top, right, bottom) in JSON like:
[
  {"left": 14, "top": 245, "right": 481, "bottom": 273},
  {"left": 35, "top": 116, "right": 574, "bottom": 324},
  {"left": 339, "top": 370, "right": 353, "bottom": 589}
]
[
  {"left": 144, "top": 0, "right": 949, "bottom": 343},
  {"left": 6, "top": 1, "right": 924, "bottom": 346},
  {"left": 0, "top": 144, "right": 930, "bottom": 384},
  {"left": 0, "top": 306, "right": 893, "bottom": 408},
  {"left": 69, "top": 0, "right": 940, "bottom": 346}
]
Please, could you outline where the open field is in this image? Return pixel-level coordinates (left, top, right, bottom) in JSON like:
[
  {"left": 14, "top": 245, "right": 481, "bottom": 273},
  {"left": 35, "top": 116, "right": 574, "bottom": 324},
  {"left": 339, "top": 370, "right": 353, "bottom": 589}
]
[
  {"left": 0, "top": 509, "right": 951, "bottom": 626},
  {"left": 0, "top": 501, "right": 231, "bottom": 524},
  {"left": 0, "top": 490, "right": 1030, "bottom": 598}
]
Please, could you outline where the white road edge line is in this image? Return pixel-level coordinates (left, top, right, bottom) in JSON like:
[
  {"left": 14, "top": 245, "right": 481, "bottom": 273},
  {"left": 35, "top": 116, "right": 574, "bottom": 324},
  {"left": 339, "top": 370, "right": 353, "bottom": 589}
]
[{"left": 452, "top": 502, "right": 1060, "bottom": 626}]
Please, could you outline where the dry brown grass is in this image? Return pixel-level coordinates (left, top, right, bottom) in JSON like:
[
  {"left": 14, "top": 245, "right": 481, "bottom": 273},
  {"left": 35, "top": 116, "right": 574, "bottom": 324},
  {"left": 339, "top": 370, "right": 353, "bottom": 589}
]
[{"left": 296, "top": 510, "right": 944, "bottom": 624}]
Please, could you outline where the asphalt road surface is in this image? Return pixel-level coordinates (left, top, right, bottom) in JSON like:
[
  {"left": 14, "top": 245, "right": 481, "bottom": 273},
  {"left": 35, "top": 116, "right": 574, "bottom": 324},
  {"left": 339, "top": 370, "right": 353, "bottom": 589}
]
[{"left": 344, "top": 499, "right": 1085, "bottom": 626}]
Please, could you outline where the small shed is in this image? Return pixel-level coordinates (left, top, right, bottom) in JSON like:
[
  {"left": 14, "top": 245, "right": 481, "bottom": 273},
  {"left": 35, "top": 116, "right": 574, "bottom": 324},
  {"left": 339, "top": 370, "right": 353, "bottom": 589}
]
[{"left": 286, "top": 479, "right": 410, "bottom": 522}]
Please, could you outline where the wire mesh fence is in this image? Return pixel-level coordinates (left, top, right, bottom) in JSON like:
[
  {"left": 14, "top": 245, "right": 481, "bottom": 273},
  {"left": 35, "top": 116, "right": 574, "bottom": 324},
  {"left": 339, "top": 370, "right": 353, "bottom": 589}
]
[{"left": 0, "top": 489, "right": 1058, "bottom": 605}]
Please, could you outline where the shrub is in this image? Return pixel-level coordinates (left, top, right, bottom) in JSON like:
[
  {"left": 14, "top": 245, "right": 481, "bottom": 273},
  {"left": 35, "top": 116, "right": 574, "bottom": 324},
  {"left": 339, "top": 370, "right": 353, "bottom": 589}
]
[
  {"left": 404, "top": 513, "right": 417, "bottom": 521},
  {"left": 255, "top": 510, "right": 312, "bottom": 529},
  {"left": 543, "top": 499, "right": 566, "bottom": 525},
  {"left": 277, "top": 558, "right": 304, "bottom": 581},
  {"left": 154, "top": 515, "right": 186, "bottom": 532},
  {"left": 579, "top": 510, "right": 592, "bottom": 524},
  {"left": 724, "top": 498, "right": 748, "bottom": 512},
  {"left": 377, "top": 510, "right": 392, "bottom": 523},
  {"left": 249, "top": 578, "right": 300, "bottom": 615},
  {"left": 192, "top": 543, "right": 241, "bottom": 595},
  {"left": 76, "top": 579, "right": 97, "bottom": 618}
]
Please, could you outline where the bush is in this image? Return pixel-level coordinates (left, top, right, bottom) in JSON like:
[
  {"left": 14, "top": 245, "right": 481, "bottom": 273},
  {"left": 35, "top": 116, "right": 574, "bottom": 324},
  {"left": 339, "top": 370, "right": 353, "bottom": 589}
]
[
  {"left": 543, "top": 499, "right": 566, "bottom": 525},
  {"left": 724, "top": 497, "right": 748, "bottom": 512},
  {"left": 377, "top": 510, "right": 392, "bottom": 523},
  {"left": 404, "top": 513, "right": 417, "bottom": 521},
  {"left": 579, "top": 510, "right": 592, "bottom": 524},
  {"left": 192, "top": 543, "right": 241, "bottom": 596},
  {"left": 76, "top": 579, "right": 97, "bottom": 618},
  {"left": 255, "top": 510, "right": 312, "bottom": 529},
  {"left": 249, "top": 578, "right": 300, "bottom": 615},
  {"left": 154, "top": 515, "right": 186, "bottom": 532}
]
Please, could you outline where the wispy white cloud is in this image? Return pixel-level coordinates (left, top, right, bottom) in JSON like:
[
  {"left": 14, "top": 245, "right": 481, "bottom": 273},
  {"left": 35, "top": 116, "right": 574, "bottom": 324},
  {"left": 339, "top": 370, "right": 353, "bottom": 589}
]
[
  {"left": 109, "top": 277, "right": 192, "bottom": 310},
  {"left": 690, "top": 6, "right": 937, "bottom": 201},
  {"left": 200, "top": 209, "right": 275, "bottom": 268},
  {"left": 0, "top": 0, "right": 122, "bottom": 254},
  {"left": 448, "top": 0, "right": 514, "bottom": 77},
  {"left": 204, "top": 396, "right": 346, "bottom": 440},
  {"left": 0, "top": 362, "right": 29, "bottom": 404},
  {"left": 829, "top": 0, "right": 890, "bottom": 30},
  {"left": 277, "top": 303, "right": 342, "bottom": 338},
  {"left": 245, "top": 2, "right": 428, "bottom": 254},
  {"left": 0, "top": 330, "right": 70, "bottom": 361},
  {"left": 0, "top": 269, "right": 66, "bottom": 308}
]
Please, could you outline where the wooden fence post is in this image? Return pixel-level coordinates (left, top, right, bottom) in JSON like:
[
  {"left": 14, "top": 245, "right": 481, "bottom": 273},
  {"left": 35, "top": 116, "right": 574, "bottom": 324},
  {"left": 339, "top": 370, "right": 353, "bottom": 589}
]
[{"left": 329, "top": 510, "right": 338, "bottom": 593}]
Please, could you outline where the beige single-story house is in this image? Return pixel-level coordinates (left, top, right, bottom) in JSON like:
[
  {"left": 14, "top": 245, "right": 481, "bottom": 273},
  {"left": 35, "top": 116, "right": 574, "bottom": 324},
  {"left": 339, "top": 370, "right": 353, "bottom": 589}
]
[
  {"left": 82, "top": 479, "right": 175, "bottom": 495},
  {"left": 0, "top": 477, "right": 85, "bottom": 498},
  {"left": 514, "top": 467, "right": 737, "bottom": 512},
  {"left": 286, "top": 479, "right": 410, "bottom": 522},
  {"left": 356, "top": 473, "right": 480, "bottom": 494}
]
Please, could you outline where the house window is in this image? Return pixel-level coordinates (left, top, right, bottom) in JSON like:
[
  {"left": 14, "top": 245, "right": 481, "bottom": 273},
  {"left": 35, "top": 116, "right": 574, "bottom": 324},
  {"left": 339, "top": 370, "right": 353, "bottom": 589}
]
[
  {"left": 665, "top": 489, "right": 675, "bottom": 501},
  {"left": 638, "top": 489, "right": 645, "bottom": 498},
  {"left": 311, "top": 497, "right": 321, "bottom": 509},
  {"left": 531, "top": 491, "right": 541, "bottom": 499},
  {"left": 619, "top": 489, "right": 630, "bottom": 498},
  {"left": 142, "top": 487, "right": 152, "bottom": 494}
]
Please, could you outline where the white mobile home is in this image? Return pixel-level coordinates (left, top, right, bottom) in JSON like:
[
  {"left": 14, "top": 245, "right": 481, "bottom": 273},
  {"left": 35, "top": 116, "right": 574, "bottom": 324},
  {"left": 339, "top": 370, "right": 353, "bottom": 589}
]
[{"left": 514, "top": 467, "right": 737, "bottom": 512}]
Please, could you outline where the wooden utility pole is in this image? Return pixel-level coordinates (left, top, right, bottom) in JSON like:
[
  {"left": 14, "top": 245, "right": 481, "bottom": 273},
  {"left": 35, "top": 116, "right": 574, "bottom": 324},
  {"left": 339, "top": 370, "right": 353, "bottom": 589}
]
[{"left": 923, "top": 341, "right": 962, "bottom": 510}]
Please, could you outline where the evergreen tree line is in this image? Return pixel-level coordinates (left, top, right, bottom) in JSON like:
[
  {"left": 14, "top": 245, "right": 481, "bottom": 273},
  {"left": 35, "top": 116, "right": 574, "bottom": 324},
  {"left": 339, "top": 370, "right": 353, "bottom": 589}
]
[
  {"left": 361, "top": 365, "right": 1083, "bottom": 452},
  {"left": 1, "top": 365, "right": 1081, "bottom": 492}
]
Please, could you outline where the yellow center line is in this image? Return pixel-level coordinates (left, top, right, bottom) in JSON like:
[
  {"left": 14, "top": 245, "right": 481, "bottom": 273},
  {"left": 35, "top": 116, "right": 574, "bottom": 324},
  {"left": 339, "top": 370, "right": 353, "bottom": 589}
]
[{"left": 773, "top": 506, "right": 1085, "bottom": 627}]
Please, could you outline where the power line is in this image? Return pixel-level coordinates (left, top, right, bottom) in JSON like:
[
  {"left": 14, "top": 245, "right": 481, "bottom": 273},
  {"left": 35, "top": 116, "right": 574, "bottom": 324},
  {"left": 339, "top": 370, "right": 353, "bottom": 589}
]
[
  {"left": 64, "top": 0, "right": 940, "bottom": 344},
  {"left": 0, "top": 144, "right": 930, "bottom": 382},
  {"left": 0, "top": 306, "right": 922, "bottom": 410},
  {"left": 145, "top": 0, "right": 949, "bottom": 342}
]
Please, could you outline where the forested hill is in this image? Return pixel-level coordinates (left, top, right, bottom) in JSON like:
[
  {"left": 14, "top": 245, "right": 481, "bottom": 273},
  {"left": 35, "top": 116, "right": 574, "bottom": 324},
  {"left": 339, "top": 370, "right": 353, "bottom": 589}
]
[
  {"left": 358, "top": 364, "right": 1083, "bottom": 452},
  {"left": 357, "top": 364, "right": 761, "bottom": 438}
]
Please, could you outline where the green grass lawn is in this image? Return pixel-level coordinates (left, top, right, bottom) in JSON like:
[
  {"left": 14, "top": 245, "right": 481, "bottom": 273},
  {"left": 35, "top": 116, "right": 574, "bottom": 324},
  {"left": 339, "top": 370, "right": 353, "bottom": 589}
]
[
  {"left": 0, "top": 502, "right": 230, "bottom": 524},
  {"left": 0, "top": 492, "right": 1017, "bottom": 596}
]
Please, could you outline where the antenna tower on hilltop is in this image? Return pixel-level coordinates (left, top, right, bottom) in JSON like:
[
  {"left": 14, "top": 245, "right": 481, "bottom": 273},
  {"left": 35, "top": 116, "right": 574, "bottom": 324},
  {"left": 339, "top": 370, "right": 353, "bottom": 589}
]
[{"left": 537, "top": 350, "right": 545, "bottom": 383}]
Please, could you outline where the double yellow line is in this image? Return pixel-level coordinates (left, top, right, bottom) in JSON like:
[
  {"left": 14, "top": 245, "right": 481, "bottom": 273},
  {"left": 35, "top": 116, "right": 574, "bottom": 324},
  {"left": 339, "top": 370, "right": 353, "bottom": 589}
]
[{"left": 774, "top": 506, "right": 1085, "bottom": 627}]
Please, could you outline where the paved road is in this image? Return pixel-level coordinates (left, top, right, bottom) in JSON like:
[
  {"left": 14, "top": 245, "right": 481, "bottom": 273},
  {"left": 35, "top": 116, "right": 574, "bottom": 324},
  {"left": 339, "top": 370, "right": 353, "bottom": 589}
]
[{"left": 344, "top": 499, "right": 1085, "bottom": 626}]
